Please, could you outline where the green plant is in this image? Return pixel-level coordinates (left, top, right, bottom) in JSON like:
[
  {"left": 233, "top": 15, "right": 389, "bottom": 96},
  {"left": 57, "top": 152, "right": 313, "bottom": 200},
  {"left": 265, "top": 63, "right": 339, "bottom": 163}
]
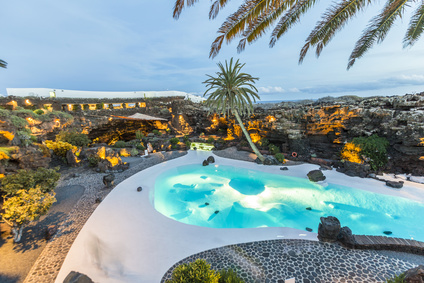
[
  {"left": 207, "top": 137, "right": 215, "bottom": 143},
  {"left": 16, "top": 130, "right": 33, "bottom": 147},
  {"left": 82, "top": 104, "right": 89, "bottom": 110},
  {"left": 268, "top": 144, "right": 280, "bottom": 155},
  {"left": 1, "top": 188, "right": 56, "bottom": 242},
  {"left": 219, "top": 269, "right": 245, "bottom": 283},
  {"left": 87, "top": 155, "right": 101, "bottom": 167},
  {"left": 56, "top": 131, "right": 91, "bottom": 147},
  {"left": 170, "top": 137, "right": 179, "bottom": 145},
  {"left": 108, "top": 103, "right": 114, "bottom": 109},
  {"left": 275, "top": 153, "right": 285, "bottom": 163},
  {"left": 183, "top": 135, "right": 189, "bottom": 143},
  {"left": 33, "top": 109, "right": 44, "bottom": 115},
  {"left": 152, "top": 129, "right": 162, "bottom": 136},
  {"left": 0, "top": 108, "right": 10, "bottom": 117},
  {"left": 136, "top": 144, "right": 146, "bottom": 151},
  {"left": 96, "top": 103, "right": 104, "bottom": 110},
  {"left": 10, "top": 115, "right": 28, "bottom": 129},
  {"left": 258, "top": 138, "right": 269, "bottom": 148},
  {"left": 166, "top": 259, "right": 220, "bottom": 283},
  {"left": 135, "top": 130, "right": 145, "bottom": 140},
  {"left": 216, "top": 138, "right": 225, "bottom": 144},
  {"left": 0, "top": 167, "right": 60, "bottom": 196},
  {"left": 130, "top": 148, "right": 139, "bottom": 156},
  {"left": 113, "top": 140, "right": 127, "bottom": 148},
  {"left": 45, "top": 140, "right": 77, "bottom": 157},
  {"left": 72, "top": 104, "right": 79, "bottom": 111},
  {"left": 185, "top": 141, "right": 191, "bottom": 148},
  {"left": 351, "top": 134, "right": 389, "bottom": 171},
  {"left": 386, "top": 272, "right": 406, "bottom": 283}
]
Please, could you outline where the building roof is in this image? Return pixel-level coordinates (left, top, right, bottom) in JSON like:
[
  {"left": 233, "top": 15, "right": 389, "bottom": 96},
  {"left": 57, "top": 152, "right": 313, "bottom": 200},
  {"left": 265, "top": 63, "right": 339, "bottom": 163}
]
[{"left": 111, "top": 113, "right": 167, "bottom": 121}]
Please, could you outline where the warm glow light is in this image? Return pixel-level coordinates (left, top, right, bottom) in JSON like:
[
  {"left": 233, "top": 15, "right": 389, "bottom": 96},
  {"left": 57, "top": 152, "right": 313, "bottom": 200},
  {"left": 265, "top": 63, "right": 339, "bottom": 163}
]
[
  {"left": 250, "top": 133, "right": 261, "bottom": 143},
  {"left": 419, "top": 156, "right": 424, "bottom": 161},
  {"left": 68, "top": 104, "right": 72, "bottom": 111},
  {"left": 0, "top": 131, "right": 15, "bottom": 141},
  {"left": 266, "top": 115, "right": 276, "bottom": 122},
  {"left": 420, "top": 138, "right": 424, "bottom": 146},
  {"left": 25, "top": 99, "right": 32, "bottom": 105},
  {"left": 341, "top": 142, "right": 362, "bottom": 164}
]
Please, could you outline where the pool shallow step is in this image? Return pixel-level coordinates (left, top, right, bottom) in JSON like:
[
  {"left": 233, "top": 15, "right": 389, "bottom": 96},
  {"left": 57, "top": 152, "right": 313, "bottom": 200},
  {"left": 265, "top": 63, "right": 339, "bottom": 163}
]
[{"left": 352, "top": 235, "right": 424, "bottom": 255}]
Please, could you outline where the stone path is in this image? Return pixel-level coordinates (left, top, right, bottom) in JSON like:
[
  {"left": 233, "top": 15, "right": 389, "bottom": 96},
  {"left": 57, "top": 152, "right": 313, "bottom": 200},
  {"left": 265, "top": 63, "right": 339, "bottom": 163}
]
[
  {"left": 161, "top": 239, "right": 424, "bottom": 283},
  {"left": 23, "top": 151, "right": 187, "bottom": 283}
]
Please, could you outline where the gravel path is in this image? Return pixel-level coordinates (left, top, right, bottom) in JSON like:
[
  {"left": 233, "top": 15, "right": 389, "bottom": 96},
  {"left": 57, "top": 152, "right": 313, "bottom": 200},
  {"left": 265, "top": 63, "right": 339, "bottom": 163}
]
[{"left": 22, "top": 151, "right": 186, "bottom": 283}]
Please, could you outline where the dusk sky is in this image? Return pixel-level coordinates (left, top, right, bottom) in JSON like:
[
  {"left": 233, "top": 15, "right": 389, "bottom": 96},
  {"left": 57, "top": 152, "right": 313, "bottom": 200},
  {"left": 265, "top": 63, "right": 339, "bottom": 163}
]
[{"left": 1, "top": 0, "right": 424, "bottom": 101}]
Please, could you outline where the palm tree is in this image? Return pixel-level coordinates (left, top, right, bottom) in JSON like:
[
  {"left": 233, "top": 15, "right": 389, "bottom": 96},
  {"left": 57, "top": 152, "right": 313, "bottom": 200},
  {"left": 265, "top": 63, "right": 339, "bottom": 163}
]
[
  {"left": 203, "top": 58, "right": 265, "bottom": 162},
  {"left": 173, "top": 0, "right": 424, "bottom": 69},
  {"left": 0, "top": 60, "right": 7, "bottom": 68}
]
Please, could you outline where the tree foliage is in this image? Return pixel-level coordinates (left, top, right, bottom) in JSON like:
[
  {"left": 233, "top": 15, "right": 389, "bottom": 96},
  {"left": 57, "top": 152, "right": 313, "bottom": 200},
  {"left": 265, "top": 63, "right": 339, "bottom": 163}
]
[
  {"left": 55, "top": 131, "right": 91, "bottom": 147},
  {"left": 203, "top": 58, "right": 265, "bottom": 161},
  {"left": 173, "top": 0, "right": 424, "bottom": 68},
  {"left": 0, "top": 167, "right": 60, "bottom": 196},
  {"left": 1, "top": 188, "right": 56, "bottom": 242}
]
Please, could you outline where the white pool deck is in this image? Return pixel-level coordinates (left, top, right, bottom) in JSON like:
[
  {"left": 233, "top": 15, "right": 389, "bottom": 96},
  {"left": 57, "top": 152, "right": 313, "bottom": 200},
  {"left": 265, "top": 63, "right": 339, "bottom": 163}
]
[{"left": 55, "top": 151, "right": 424, "bottom": 283}]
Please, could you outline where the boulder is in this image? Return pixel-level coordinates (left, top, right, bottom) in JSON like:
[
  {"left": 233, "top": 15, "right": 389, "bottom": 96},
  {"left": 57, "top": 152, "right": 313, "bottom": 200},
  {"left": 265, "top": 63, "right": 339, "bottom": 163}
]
[
  {"left": 307, "top": 170, "right": 326, "bottom": 182},
  {"left": 66, "top": 150, "right": 80, "bottom": 167},
  {"left": 263, "top": 156, "right": 280, "bottom": 165},
  {"left": 386, "top": 180, "right": 404, "bottom": 189},
  {"left": 318, "top": 216, "right": 341, "bottom": 242},
  {"left": 10, "top": 146, "right": 50, "bottom": 170},
  {"left": 254, "top": 157, "right": 263, "bottom": 164},
  {"left": 202, "top": 160, "right": 209, "bottom": 166},
  {"left": 63, "top": 271, "right": 94, "bottom": 283},
  {"left": 337, "top": 226, "right": 357, "bottom": 248},
  {"left": 336, "top": 161, "right": 371, "bottom": 178},
  {"left": 280, "top": 167, "right": 289, "bottom": 171},
  {"left": 103, "top": 173, "right": 115, "bottom": 188},
  {"left": 45, "top": 225, "right": 57, "bottom": 241},
  {"left": 404, "top": 265, "right": 424, "bottom": 283},
  {"left": 207, "top": 156, "right": 215, "bottom": 163}
]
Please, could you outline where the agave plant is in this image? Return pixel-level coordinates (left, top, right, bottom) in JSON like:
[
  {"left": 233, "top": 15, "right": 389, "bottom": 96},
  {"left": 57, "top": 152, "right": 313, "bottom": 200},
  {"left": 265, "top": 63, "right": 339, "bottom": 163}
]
[
  {"left": 173, "top": 0, "right": 424, "bottom": 69},
  {"left": 203, "top": 58, "right": 265, "bottom": 162}
]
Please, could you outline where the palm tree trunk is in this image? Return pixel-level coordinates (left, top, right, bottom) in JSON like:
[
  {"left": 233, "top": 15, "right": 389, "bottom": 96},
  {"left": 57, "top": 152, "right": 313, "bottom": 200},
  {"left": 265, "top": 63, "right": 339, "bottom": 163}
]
[{"left": 233, "top": 110, "right": 265, "bottom": 162}]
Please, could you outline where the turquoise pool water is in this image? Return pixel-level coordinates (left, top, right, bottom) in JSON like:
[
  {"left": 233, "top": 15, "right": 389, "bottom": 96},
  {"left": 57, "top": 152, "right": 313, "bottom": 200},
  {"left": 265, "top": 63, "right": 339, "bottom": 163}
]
[{"left": 154, "top": 164, "right": 424, "bottom": 241}]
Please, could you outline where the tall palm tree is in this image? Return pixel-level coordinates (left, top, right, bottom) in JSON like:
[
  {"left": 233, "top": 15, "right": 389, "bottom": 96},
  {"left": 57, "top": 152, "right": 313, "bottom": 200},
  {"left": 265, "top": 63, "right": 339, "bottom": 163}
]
[
  {"left": 203, "top": 58, "right": 265, "bottom": 162},
  {"left": 173, "top": 0, "right": 424, "bottom": 69},
  {"left": 0, "top": 60, "right": 7, "bottom": 68}
]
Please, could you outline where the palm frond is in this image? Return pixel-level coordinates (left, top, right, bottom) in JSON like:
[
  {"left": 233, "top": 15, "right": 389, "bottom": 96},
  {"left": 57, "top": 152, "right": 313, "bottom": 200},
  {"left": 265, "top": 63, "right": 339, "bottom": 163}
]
[
  {"left": 299, "top": 0, "right": 372, "bottom": 63},
  {"left": 269, "top": 0, "right": 317, "bottom": 48},
  {"left": 403, "top": 1, "right": 424, "bottom": 47},
  {"left": 348, "top": 0, "right": 411, "bottom": 69},
  {"left": 173, "top": 0, "right": 201, "bottom": 19},
  {"left": 237, "top": 0, "right": 294, "bottom": 52},
  {"left": 210, "top": 0, "right": 278, "bottom": 58},
  {"left": 209, "top": 0, "right": 232, "bottom": 19},
  {"left": 0, "top": 60, "right": 7, "bottom": 69}
]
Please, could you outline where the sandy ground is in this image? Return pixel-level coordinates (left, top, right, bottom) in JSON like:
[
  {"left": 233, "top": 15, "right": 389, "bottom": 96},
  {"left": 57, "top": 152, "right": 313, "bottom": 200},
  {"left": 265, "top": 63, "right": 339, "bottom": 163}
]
[{"left": 0, "top": 185, "right": 85, "bottom": 283}]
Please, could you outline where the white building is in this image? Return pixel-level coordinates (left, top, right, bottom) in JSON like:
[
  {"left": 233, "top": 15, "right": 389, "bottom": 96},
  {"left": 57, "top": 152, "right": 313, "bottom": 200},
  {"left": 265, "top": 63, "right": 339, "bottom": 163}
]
[{"left": 6, "top": 88, "right": 205, "bottom": 103}]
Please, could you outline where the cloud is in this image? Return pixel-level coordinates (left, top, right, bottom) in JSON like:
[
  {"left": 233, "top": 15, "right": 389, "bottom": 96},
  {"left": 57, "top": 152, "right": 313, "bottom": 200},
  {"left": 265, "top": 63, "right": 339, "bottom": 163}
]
[{"left": 258, "top": 86, "right": 286, "bottom": 94}]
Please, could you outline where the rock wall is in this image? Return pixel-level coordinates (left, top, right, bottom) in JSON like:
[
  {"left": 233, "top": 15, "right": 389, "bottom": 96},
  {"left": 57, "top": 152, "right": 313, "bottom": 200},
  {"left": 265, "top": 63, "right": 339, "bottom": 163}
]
[{"left": 171, "top": 93, "right": 424, "bottom": 175}]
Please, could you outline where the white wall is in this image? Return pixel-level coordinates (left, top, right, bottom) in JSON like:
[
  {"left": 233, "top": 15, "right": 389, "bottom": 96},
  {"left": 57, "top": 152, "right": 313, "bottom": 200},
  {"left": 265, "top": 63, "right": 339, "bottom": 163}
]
[{"left": 6, "top": 88, "right": 205, "bottom": 102}]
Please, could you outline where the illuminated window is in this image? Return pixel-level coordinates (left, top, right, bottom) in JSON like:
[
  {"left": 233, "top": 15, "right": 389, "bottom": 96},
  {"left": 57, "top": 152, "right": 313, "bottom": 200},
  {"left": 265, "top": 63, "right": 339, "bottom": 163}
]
[{"left": 49, "top": 91, "right": 56, "bottom": 98}]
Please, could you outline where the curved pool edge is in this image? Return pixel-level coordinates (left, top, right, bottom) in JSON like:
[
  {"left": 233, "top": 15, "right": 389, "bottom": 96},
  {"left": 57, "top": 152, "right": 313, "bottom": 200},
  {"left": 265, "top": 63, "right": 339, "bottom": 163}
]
[{"left": 55, "top": 150, "right": 424, "bottom": 283}]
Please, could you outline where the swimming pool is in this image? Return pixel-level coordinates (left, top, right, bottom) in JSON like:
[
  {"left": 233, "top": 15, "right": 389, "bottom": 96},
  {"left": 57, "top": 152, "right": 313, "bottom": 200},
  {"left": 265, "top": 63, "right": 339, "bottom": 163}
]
[{"left": 154, "top": 164, "right": 424, "bottom": 241}]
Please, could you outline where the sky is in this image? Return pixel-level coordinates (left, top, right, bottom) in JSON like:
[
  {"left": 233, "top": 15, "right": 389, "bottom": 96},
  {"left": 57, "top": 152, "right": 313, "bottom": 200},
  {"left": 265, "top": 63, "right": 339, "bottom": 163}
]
[{"left": 1, "top": 0, "right": 424, "bottom": 101}]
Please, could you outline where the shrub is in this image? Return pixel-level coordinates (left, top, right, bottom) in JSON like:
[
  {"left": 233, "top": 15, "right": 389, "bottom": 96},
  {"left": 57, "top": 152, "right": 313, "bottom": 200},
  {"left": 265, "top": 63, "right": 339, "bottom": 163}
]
[
  {"left": 113, "top": 140, "right": 127, "bottom": 148},
  {"left": 45, "top": 140, "right": 77, "bottom": 157},
  {"left": 219, "top": 269, "right": 245, "bottom": 283},
  {"left": 130, "top": 148, "right": 139, "bottom": 156},
  {"left": 56, "top": 131, "right": 91, "bottom": 147},
  {"left": 341, "top": 134, "right": 389, "bottom": 171},
  {"left": 268, "top": 144, "right": 280, "bottom": 155},
  {"left": 258, "top": 138, "right": 269, "bottom": 148},
  {"left": 183, "top": 135, "right": 189, "bottom": 143},
  {"left": 15, "top": 109, "right": 36, "bottom": 118},
  {"left": 135, "top": 130, "right": 144, "bottom": 140},
  {"left": 385, "top": 272, "right": 406, "bottom": 283},
  {"left": 33, "top": 109, "right": 44, "bottom": 115},
  {"left": 166, "top": 259, "right": 220, "bottom": 283},
  {"left": 275, "top": 153, "right": 285, "bottom": 163},
  {"left": 10, "top": 115, "right": 28, "bottom": 129},
  {"left": 152, "top": 129, "right": 162, "bottom": 136},
  {"left": 207, "top": 137, "right": 215, "bottom": 144},
  {"left": 1, "top": 188, "right": 56, "bottom": 242},
  {"left": 108, "top": 103, "right": 114, "bottom": 109},
  {"left": 170, "top": 137, "right": 179, "bottom": 145},
  {"left": 185, "top": 141, "right": 191, "bottom": 148},
  {"left": 0, "top": 167, "right": 60, "bottom": 196},
  {"left": 0, "top": 108, "right": 10, "bottom": 117},
  {"left": 72, "top": 104, "right": 79, "bottom": 111},
  {"left": 353, "top": 134, "right": 389, "bottom": 171},
  {"left": 87, "top": 155, "right": 101, "bottom": 167},
  {"left": 82, "top": 104, "right": 89, "bottom": 110},
  {"left": 136, "top": 144, "right": 146, "bottom": 151},
  {"left": 96, "top": 103, "right": 104, "bottom": 110},
  {"left": 16, "top": 130, "right": 33, "bottom": 147}
]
